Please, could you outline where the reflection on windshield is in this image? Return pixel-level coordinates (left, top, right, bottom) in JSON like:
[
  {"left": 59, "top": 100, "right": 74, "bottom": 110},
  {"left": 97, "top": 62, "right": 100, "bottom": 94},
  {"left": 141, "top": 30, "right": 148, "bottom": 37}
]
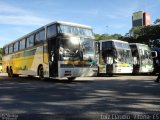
[
  {"left": 115, "top": 49, "right": 132, "bottom": 64},
  {"left": 60, "top": 37, "right": 81, "bottom": 60},
  {"left": 141, "top": 50, "right": 153, "bottom": 65},
  {"left": 113, "top": 42, "right": 132, "bottom": 64},
  {"left": 60, "top": 37, "right": 95, "bottom": 61},
  {"left": 80, "top": 38, "right": 94, "bottom": 61}
]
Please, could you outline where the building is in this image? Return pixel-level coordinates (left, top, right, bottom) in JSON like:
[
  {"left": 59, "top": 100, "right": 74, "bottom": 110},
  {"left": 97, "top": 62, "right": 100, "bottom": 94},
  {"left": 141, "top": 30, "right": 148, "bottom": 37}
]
[{"left": 132, "top": 11, "right": 151, "bottom": 27}]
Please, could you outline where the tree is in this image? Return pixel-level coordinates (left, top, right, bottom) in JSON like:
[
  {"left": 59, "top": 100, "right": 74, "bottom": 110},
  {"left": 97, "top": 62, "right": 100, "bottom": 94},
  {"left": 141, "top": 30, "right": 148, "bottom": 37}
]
[
  {"left": 94, "top": 33, "right": 123, "bottom": 41},
  {"left": 111, "top": 34, "right": 123, "bottom": 39},
  {"left": 154, "top": 18, "right": 160, "bottom": 25},
  {"left": 123, "top": 24, "right": 160, "bottom": 47}
]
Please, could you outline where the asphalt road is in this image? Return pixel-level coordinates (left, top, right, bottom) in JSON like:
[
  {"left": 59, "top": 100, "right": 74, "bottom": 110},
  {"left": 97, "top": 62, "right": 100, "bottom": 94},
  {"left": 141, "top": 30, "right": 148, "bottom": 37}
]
[{"left": 0, "top": 73, "right": 159, "bottom": 119}]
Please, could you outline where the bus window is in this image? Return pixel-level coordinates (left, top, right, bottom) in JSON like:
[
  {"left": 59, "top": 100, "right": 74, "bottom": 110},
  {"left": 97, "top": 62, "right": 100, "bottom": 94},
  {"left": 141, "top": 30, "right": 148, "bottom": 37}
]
[
  {"left": 114, "top": 42, "right": 123, "bottom": 48},
  {"left": 19, "top": 39, "right": 26, "bottom": 50},
  {"left": 60, "top": 37, "right": 81, "bottom": 60},
  {"left": 26, "top": 35, "right": 34, "bottom": 48},
  {"left": 58, "top": 25, "right": 93, "bottom": 37},
  {"left": 102, "top": 41, "right": 112, "bottom": 50},
  {"left": 5, "top": 47, "right": 8, "bottom": 55},
  {"left": 14, "top": 42, "right": 19, "bottom": 52},
  {"left": 47, "top": 25, "right": 56, "bottom": 38},
  {"left": 35, "top": 30, "right": 45, "bottom": 44},
  {"left": 9, "top": 45, "right": 13, "bottom": 54}
]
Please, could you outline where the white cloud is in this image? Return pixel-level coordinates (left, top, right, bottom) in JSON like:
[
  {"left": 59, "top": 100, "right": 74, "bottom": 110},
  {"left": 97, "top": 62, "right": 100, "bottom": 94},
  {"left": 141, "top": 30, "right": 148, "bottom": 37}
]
[
  {"left": 0, "top": 2, "right": 50, "bottom": 26},
  {"left": 0, "top": 15, "right": 49, "bottom": 26},
  {"left": 0, "top": 2, "right": 27, "bottom": 14}
]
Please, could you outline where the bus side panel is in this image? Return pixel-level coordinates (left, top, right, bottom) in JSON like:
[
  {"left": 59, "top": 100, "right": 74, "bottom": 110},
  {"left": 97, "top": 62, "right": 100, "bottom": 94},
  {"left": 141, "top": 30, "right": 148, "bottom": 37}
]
[
  {"left": 12, "top": 52, "right": 22, "bottom": 74},
  {"left": 4, "top": 45, "right": 49, "bottom": 77},
  {"left": 2, "top": 55, "right": 12, "bottom": 73},
  {"left": 30, "top": 45, "right": 49, "bottom": 77}
]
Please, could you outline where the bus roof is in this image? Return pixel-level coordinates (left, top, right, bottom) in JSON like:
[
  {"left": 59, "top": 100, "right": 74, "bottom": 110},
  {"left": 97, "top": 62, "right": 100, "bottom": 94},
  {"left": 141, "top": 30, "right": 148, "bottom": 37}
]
[
  {"left": 3, "top": 21, "right": 92, "bottom": 47},
  {"left": 99, "top": 39, "right": 129, "bottom": 43},
  {"left": 47, "top": 21, "right": 92, "bottom": 29}
]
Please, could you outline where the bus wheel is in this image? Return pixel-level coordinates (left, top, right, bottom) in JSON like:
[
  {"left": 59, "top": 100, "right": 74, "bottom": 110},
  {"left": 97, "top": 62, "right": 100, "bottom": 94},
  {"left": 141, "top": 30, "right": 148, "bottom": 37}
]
[
  {"left": 67, "top": 77, "right": 76, "bottom": 81},
  {"left": 38, "top": 65, "right": 44, "bottom": 80}
]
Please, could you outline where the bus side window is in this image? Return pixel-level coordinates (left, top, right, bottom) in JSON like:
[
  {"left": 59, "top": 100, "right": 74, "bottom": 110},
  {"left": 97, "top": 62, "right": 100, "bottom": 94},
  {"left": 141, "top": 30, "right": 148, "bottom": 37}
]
[
  {"left": 35, "top": 29, "right": 45, "bottom": 45},
  {"left": 4, "top": 47, "right": 8, "bottom": 55},
  {"left": 14, "top": 42, "right": 19, "bottom": 52},
  {"left": 19, "top": 39, "right": 26, "bottom": 50},
  {"left": 47, "top": 25, "right": 56, "bottom": 38},
  {"left": 26, "top": 35, "right": 34, "bottom": 48},
  {"left": 9, "top": 45, "right": 13, "bottom": 54}
]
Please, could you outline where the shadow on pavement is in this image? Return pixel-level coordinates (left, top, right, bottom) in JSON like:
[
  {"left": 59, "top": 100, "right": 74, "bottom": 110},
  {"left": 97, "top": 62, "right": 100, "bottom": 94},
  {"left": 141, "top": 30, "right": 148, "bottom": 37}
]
[{"left": 0, "top": 75, "right": 159, "bottom": 119}]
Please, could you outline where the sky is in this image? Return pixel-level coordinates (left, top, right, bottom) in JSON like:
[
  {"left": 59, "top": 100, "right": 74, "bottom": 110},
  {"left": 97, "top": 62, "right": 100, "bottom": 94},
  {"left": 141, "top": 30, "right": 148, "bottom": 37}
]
[{"left": 0, "top": 0, "right": 160, "bottom": 47}]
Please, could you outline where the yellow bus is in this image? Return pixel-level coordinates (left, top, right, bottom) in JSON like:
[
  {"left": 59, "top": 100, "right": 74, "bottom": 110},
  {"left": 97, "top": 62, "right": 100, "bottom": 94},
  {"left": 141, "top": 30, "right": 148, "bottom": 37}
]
[{"left": 2, "top": 21, "right": 98, "bottom": 80}]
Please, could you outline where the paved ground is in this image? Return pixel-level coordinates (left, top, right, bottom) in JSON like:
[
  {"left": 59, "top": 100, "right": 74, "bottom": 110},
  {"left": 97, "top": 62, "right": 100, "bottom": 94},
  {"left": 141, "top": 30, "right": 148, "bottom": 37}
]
[{"left": 0, "top": 73, "right": 159, "bottom": 119}]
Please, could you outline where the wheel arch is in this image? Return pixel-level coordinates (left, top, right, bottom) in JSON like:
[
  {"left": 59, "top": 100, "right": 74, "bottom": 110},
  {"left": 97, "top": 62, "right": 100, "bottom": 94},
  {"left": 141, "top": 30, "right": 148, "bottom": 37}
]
[{"left": 37, "top": 64, "right": 43, "bottom": 76}]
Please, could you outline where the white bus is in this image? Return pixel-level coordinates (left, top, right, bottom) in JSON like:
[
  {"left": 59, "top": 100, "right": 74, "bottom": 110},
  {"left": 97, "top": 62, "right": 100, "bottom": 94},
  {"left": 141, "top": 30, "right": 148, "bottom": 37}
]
[
  {"left": 2, "top": 21, "right": 98, "bottom": 81},
  {"left": 96, "top": 39, "right": 133, "bottom": 75},
  {"left": 129, "top": 43, "right": 154, "bottom": 74}
]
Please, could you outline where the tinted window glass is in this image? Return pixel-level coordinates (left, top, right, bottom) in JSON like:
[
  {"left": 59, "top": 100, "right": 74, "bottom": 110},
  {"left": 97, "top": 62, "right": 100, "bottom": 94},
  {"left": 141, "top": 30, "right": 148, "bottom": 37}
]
[
  {"left": 9, "top": 45, "right": 13, "bottom": 54},
  {"left": 47, "top": 25, "right": 56, "bottom": 38},
  {"left": 102, "top": 41, "right": 112, "bottom": 50},
  {"left": 26, "top": 35, "right": 34, "bottom": 48},
  {"left": 20, "top": 39, "right": 26, "bottom": 50},
  {"left": 39, "top": 30, "right": 45, "bottom": 41},
  {"left": 35, "top": 30, "right": 45, "bottom": 44},
  {"left": 35, "top": 33, "right": 39, "bottom": 44},
  {"left": 58, "top": 25, "right": 93, "bottom": 37},
  {"left": 5, "top": 47, "right": 8, "bottom": 54},
  {"left": 14, "top": 42, "right": 19, "bottom": 52}
]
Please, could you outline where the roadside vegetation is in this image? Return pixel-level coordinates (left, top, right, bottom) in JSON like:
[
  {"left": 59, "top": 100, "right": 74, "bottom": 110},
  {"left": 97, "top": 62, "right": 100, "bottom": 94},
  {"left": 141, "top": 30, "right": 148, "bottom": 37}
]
[{"left": 95, "top": 18, "right": 160, "bottom": 48}]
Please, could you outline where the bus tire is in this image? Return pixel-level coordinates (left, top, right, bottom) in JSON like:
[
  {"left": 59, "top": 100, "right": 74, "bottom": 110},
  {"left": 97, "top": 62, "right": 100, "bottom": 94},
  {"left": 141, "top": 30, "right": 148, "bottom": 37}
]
[
  {"left": 67, "top": 77, "right": 76, "bottom": 81},
  {"left": 38, "top": 65, "right": 44, "bottom": 80}
]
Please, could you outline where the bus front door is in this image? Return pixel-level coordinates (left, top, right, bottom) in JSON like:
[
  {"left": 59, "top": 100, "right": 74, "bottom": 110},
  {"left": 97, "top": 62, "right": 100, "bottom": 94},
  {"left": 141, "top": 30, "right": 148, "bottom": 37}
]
[{"left": 48, "top": 38, "right": 59, "bottom": 77}]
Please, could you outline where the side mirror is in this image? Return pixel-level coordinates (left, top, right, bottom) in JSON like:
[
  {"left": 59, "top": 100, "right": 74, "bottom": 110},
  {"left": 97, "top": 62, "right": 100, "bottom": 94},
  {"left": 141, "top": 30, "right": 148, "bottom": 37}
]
[{"left": 151, "top": 51, "right": 157, "bottom": 58}]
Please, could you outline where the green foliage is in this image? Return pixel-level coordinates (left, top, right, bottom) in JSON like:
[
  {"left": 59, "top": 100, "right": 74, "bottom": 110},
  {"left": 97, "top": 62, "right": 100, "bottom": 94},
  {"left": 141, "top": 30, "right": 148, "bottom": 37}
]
[
  {"left": 94, "top": 33, "right": 123, "bottom": 41},
  {"left": 94, "top": 18, "right": 160, "bottom": 48},
  {"left": 123, "top": 24, "right": 160, "bottom": 48}
]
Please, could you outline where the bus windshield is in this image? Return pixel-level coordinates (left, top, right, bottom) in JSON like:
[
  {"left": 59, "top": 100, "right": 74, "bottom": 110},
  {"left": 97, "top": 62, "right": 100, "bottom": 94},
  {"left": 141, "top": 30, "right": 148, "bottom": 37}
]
[
  {"left": 60, "top": 37, "right": 95, "bottom": 61},
  {"left": 61, "top": 37, "right": 81, "bottom": 60},
  {"left": 115, "top": 49, "right": 132, "bottom": 64},
  {"left": 80, "top": 38, "right": 95, "bottom": 61},
  {"left": 58, "top": 25, "right": 93, "bottom": 37},
  {"left": 140, "top": 49, "right": 153, "bottom": 65},
  {"left": 114, "top": 42, "right": 132, "bottom": 64}
]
